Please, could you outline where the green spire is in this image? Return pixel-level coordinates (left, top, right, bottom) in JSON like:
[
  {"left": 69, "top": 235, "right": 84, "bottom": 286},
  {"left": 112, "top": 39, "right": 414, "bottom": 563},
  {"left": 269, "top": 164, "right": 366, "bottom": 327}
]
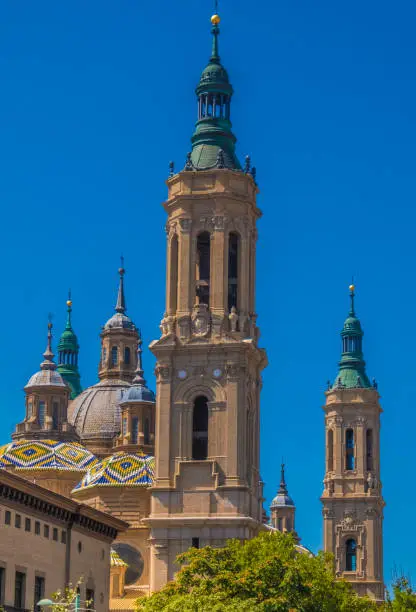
[
  {"left": 57, "top": 291, "right": 82, "bottom": 399},
  {"left": 332, "top": 284, "right": 371, "bottom": 390},
  {"left": 188, "top": 14, "right": 241, "bottom": 171}
]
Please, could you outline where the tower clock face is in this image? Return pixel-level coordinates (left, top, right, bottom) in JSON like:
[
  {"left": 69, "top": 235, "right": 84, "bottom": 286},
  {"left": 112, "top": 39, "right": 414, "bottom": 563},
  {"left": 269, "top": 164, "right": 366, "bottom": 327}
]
[
  {"left": 177, "top": 369, "right": 187, "bottom": 379},
  {"left": 213, "top": 368, "right": 222, "bottom": 378}
]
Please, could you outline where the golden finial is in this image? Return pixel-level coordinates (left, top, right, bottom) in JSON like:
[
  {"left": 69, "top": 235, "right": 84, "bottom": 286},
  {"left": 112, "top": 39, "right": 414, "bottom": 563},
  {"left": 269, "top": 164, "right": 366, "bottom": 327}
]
[
  {"left": 67, "top": 289, "right": 72, "bottom": 308},
  {"left": 211, "top": 14, "right": 221, "bottom": 25},
  {"left": 349, "top": 284, "right": 355, "bottom": 293},
  {"left": 66, "top": 300, "right": 72, "bottom": 307}
]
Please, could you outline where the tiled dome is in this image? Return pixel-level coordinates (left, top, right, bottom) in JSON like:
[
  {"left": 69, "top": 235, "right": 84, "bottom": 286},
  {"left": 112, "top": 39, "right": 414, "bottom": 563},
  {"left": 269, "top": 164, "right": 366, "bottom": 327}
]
[
  {"left": 69, "top": 380, "right": 130, "bottom": 441},
  {"left": 0, "top": 439, "right": 97, "bottom": 471},
  {"left": 25, "top": 370, "right": 67, "bottom": 389},
  {"left": 72, "top": 451, "right": 154, "bottom": 491}
]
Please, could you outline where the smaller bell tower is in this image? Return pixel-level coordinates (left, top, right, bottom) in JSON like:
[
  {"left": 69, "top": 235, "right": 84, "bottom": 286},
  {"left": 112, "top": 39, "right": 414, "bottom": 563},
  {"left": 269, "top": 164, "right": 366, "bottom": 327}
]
[{"left": 321, "top": 285, "right": 384, "bottom": 601}]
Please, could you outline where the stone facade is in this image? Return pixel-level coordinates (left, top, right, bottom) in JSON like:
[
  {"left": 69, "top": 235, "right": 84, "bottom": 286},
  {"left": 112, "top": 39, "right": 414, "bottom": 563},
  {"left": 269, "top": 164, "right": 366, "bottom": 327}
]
[
  {"left": 147, "top": 168, "right": 267, "bottom": 592},
  {"left": 321, "top": 388, "right": 384, "bottom": 601},
  {"left": 0, "top": 470, "right": 127, "bottom": 612}
]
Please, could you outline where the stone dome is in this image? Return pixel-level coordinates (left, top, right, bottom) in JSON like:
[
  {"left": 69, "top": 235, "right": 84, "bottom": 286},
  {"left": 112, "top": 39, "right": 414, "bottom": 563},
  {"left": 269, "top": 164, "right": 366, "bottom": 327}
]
[
  {"left": 25, "top": 369, "right": 68, "bottom": 389},
  {"left": 0, "top": 439, "right": 97, "bottom": 471},
  {"left": 104, "top": 312, "right": 136, "bottom": 331},
  {"left": 69, "top": 379, "right": 131, "bottom": 442},
  {"left": 270, "top": 491, "right": 295, "bottom": 509},
  {"left": 120, "top": 384, "right": 155, "bottom": 404},
  {"left": 72, "top": 451, "right": 154, "bottom": 492}
]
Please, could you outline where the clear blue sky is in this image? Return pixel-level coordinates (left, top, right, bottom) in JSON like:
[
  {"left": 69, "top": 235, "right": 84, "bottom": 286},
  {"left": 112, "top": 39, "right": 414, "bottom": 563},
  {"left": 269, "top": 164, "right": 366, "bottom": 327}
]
[{"left": 0, "top": 0, "right": 415, "bottom": 584}]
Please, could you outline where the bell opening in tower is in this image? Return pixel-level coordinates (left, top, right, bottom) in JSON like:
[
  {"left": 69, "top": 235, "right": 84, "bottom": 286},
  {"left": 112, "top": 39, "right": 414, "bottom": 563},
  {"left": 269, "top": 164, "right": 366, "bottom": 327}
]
[
  {"left": 228, "top": 232, "right": 239, "bottom": 312},
  {"left": 196, "top": 232, "right": 211, "bottom": 306},
  {"left": 192, "top": 396, "right": 209, "bottom": 460}
]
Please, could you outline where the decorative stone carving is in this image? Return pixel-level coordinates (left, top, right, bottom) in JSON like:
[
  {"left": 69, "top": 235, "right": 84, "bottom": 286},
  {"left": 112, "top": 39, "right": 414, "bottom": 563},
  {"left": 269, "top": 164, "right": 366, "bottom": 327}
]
[
  {"left": 225, "top": 364, "right": 241, "bottom": 380},
  {"left": 193, "top": 366, "right": 206, "bottom": 378},
  {"left": 367, "top": 472, "right": 378, "bottom": 492},
  {"left": 191, "top": 303, "right": 211, "bottom": 337},
  {"left": 211, "top": 314, "right": 224, "bottom": 337},
  {"left": 179, "top": 218, "right": 192, "bottom": 233},
  {"left": 155, "top": 365, "right": 171, "bottom": 382},
  {"left": 199, "top": 214, "right": 227, "bottom": 232},
  {"left": 229, "top": 306, "right": 238, "bottom": 332},
  {"left": 160, "top": 314, "right": 175, "bottom": 336},
  {"left": 177, "top": 315, "right": 191, "bottom": 340}
]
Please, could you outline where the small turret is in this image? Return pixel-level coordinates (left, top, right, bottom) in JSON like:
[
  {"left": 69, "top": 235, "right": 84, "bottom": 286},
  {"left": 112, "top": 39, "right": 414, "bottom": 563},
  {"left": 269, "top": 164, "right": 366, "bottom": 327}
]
[
  {"left": 270, "top": 464, "right": 297, "bottom": 537},
  {"left": 57, "top": 292, "right": 82, "bottom": 399},
  {"left": 187, "top": 14, "right": 241, "bottom": 171},
  {"left": 115, "top": 337, "right": 156, "bottom": 454},
  {"left": 98, "top": 259, "right": 139, "bottom": 383},
  {"left": 332, "top": 284, "right": 371, "bottom": 389},
  {"left": 13, "top": 319, "right": 77, "bottom": 441}
]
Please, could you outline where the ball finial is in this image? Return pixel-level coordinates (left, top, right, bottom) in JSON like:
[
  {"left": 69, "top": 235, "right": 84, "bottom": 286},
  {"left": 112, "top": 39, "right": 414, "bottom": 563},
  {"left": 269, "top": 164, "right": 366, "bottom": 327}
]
[
  {"left": 349, "top": 284, "right": 355, "bottom": 292},
  {"left": 66, "top": 299, "right": 72, "bottom": 307},
  {"left": 211, "top": 14, "right": 220, "bottom": 25}
]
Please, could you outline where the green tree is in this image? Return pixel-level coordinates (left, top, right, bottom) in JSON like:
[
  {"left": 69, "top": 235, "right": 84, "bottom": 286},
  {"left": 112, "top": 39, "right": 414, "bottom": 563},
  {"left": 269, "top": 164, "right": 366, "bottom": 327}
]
[
  {"left": 136, "top": 532, "right": 377, "bottom": 611},
  {"left": 385, "top": 578, "right": 416, "bottom": 610},
  {"left": 50, "top": 580, "right": 83, "bottom": 612}
]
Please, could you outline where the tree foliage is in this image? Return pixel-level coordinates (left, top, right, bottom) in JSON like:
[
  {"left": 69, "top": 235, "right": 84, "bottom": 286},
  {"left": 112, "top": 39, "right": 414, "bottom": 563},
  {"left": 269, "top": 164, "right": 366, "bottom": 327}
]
[
  {"left": 136, "top": 531, "right": 378, "bottom": 611},
  {"left": 385, "top": 578, "right": 416, "bottom": 610}
]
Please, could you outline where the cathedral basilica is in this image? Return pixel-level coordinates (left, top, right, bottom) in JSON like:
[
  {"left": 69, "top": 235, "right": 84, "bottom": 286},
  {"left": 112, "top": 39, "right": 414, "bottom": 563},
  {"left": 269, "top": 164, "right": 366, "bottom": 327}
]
[{"left": 0, "top": 12, "right": 385, "bottom": 607}]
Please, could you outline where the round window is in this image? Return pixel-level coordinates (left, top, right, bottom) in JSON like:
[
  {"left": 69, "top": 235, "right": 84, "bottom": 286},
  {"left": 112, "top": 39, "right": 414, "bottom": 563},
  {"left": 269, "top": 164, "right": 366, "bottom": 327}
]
[{"left": 112, "top": 543, "right": 144, "bottom": 585}]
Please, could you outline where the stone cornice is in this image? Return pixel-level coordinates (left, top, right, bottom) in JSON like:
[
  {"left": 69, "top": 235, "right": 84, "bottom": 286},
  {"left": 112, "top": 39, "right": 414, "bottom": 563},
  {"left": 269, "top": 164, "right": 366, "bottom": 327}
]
[{"left": 0, "top": 470, "right": 128, "bottom": 539}]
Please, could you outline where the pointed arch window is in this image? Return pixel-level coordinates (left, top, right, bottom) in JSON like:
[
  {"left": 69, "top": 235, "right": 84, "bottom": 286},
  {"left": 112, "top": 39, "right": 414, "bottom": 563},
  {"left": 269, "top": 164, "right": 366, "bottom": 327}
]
[
  {"left": 196, "top": 232, "right": 211, "bottom": 306},
  {"left": 192, "top": 396, "right": 209, "bottom": 460},
  {"left": 346, "top": 539, "right": 357, "bottom": 571},
  {"left": 366, "top": 429, "right": 373, "bottom": 471},
  {"left": 124, "top": 347, "right": 131, "bottom": 365},
  {"left": 345, "top": 429, "right": 355, "bottom": 470},
  {"left": 228, "top": 232, "right": 239, "bottom": 312},
  {"left": 328, "top": 429, "right": 334, "bottom": 472},
  {"left": 111, "top": 346, "right": 118, "bottom": 366}
]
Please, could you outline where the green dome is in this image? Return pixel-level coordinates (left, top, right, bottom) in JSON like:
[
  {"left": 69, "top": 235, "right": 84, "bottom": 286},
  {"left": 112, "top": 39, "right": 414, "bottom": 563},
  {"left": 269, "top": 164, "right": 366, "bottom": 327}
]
[
  {"left": 331, "top": 288, "right": 372, "bottom": 390},
  {"left": 187, "top": 18, "right": 241, "bottom": 172}
]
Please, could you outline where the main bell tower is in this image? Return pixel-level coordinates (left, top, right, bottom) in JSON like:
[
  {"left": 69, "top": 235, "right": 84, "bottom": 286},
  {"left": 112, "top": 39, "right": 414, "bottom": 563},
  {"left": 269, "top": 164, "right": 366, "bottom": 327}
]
[
  {"left": 147, "top": 13, "right": 267, "bottom": 592},
  {"left": 321, "top": 285, "right": 384, "bottom": 601}
]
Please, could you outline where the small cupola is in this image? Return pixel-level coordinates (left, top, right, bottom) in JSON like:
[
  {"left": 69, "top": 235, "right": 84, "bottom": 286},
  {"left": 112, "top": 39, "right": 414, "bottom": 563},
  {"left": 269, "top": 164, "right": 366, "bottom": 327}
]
[
  {"left": 98, "top": 259, "right": 139, "bottom": 384},
  {"left": 114, "top": 337, "right": 155, "bottom": 454},
  {"left": 13, "top": 320, "right": 77, "bottom": 441}
]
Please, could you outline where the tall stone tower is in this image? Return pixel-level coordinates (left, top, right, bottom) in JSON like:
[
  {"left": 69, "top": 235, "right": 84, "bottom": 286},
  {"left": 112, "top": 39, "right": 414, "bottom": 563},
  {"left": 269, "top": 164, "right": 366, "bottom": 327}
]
[
  {"left": 147, "top": 13, "right": 267, "bottom": 592},
  {"left": 321, "top": 285, "right": 384, "bottom": 601}
]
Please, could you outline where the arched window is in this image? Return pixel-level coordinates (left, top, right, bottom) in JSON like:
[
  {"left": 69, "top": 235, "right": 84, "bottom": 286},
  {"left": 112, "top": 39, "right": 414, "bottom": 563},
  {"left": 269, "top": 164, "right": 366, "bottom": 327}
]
[
  {"left": 38, "top": 401, "right": 45, "bottom": 428},
  {"left": 111, "top": 346, "right": 118, "bottom": 366},
  {"left": 192, "top": 396, "right": 209, "bottom": 460},
  {"left": 170, "top": 234, "right": 178, "bottom": 313},
  {"left": 346, "top": 539, "right": 357, "bottom": 571},
  {"left": 366, "top": 429, "right": 373, "bottom": 471},
  {"left": 124, "top": 347, "right": 131, "bottom": 365},
  {"left": 196, "top": 232, "right": 211, "bottom": 306},
  {"left": 27, "top": 399, "right": 33, "bottom": 419},
  {"left": 345, "top": 429, "right": 355, "bottom": 470},
  {"left": 228, "top": 232, "right": 239, "bottom": 312},
  {"left": 122, "top": 417, "right": 127, "bottom": 436},
  {"left": 132, "top": 417, "right": 139, "bottom": 445},
  {"left": 102, "top": 348, "right": 107, "bottom": 366},
  {"left": 277, "top": 517, "right": 282, "bottom": 531},
  {"left": 328, "top": 429, "right": 334, "bottom": 472},
  {"left": 144, "top": 418, "right": 150, "bottom": 445}
]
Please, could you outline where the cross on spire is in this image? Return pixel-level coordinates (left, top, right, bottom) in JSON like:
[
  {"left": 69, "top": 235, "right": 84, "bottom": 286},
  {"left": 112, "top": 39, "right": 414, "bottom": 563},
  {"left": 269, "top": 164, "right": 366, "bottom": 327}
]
[{"left": 115, "top": 256, "right": 126, "bottom": 314}]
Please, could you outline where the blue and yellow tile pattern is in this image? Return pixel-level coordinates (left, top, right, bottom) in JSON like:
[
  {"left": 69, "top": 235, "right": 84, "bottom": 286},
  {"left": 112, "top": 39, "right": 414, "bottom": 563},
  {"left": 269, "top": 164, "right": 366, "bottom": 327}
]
[
  {"left": 73, "top": 451, "right": 154, "bottom": 491},
  {"left": 0, "top": 439, "right": 97, "bottom": 471}
]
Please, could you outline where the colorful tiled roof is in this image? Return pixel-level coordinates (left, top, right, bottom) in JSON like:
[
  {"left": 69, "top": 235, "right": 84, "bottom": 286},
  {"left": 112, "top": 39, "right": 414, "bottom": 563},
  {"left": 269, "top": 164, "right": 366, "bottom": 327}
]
[
  {"left": 111, "top": 548, "right": 128, "bottom": 567},
  {"left": 72, "top": 452, "right": 154, "bottom": 491},
  {"left": 0, "top": 439, "right": 97, "bottom": 471}
]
